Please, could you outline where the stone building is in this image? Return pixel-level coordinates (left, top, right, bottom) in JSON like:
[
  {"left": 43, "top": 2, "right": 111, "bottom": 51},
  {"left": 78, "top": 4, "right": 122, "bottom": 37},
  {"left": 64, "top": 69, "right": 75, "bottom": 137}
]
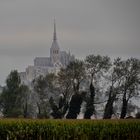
[{"left": 20, "top": 22, "right": 74, "bottom": 84}]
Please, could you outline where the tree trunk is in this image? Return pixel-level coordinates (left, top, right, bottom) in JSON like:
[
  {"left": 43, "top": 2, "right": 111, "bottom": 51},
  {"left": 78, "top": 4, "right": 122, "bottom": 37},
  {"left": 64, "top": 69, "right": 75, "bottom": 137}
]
[
  {"left": 84, "top": 82, "right": 95, "bottom": 119},
  {"left": 66, "top": 94, "right": 83, "bottom": 119},
  {"left": 103, "top": 95, "right": 115, "bottom": 119},
  {"left": 103, "top": 87, "right": 116, "bottom": 119},
  {"left": 37, "top": 103, "right": 41, "bottom": 118},
  {"left": 120, "top": 97, "right": 128, "bottom": 119},
  {"left": 23, "top": 101, "right": 28, "bottom": 118}
]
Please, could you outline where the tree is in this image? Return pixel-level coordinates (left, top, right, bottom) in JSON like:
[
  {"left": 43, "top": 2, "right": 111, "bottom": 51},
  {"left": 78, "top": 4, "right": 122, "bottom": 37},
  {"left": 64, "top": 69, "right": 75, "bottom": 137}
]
[
  {"left": 119, "top": 58, "right": 140, "bottom": 118},
  {"left": 65, "top": 59, "right": 86, "bottom": 119},
  {"left": 84, "top": 54, "right": 111, "bottom": 119},
  {"left": 66, "top": 59, "right": 86, "bottom": 94},
  {"left": 66, "top": 93, "right": 83, "bottom": 119},
  {"left": 84, "top": 82, "right": 95, "bottom": 119},
  {"left": 49, "top": 68, "right": 72, "bottom": 119},
  {"left": 0, "top": 70, "right": 27, "bottom": 117},
  {"left": 33, "top": 75, "right": 48, "bottom": 118},
  {"left": 20, "top": 85, "right": 31, "bottom": 118},
  {"left": 49, "top": 60, "right": 86, "bottom": 119},
  {"left": 103, "top": 58, "right": 123, "bottom": 119},
  {"left": 33, "top": 73, "right": 58, "bottom": 118},
  {"left": 49, "top": 95, "right": 69, "bottom": 119},
  {"left": 57, "top": 68, "right": 73, "bottom": 101}
]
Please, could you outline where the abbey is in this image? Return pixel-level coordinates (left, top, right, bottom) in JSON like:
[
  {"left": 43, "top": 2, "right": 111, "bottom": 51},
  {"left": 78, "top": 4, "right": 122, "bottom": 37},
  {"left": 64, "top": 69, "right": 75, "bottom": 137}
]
[{"left": 20, "top": 22, "right": 74, "bottom": 84}]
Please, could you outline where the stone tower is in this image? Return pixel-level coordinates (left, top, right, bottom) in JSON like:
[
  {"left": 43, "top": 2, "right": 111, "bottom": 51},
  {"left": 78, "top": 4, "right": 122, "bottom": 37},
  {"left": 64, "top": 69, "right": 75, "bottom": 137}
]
[{"left": 50, "top": 20, "right": 60, "bottom": 66}]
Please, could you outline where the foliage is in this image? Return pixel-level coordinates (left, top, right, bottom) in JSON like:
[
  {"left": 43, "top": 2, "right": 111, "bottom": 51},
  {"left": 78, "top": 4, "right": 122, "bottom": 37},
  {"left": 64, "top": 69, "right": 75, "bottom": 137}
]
[
  {"left": 66, "top": 92, "right": 84, "bottom": 119},
  {"left": 49, "top": 68, "right": 73, "bottom": 118},
  {"left": 103, "top": 58, "right": 123, "bottom": 119},
  {"left": 0, "top": 70, "right": 28, "bottom": 117},
  {"left": 33, "top": 75, "right": 48, "bottom": 118},
  {"left": 66, "top": 59, "right": 86, "bottom": 93},
  {"left": 136, "top": 112, "right": 140, "bottom": 119},
  {"left": 84, "top": 82, "right": 95, "bottom": 119},
  {"left": 0, "top": 119, "right": 139, "bottom": 140},
  {"left": 49, "top": 59, "right": 86, "bottom": 119},
  {"left": 85, "top": 54, "right": 111, "bottom": 78},
  {"left": 1, "top": 56, "right": 140, "bottom": 119},
  {"left": 85, "top": 55, "right": 111, "bottom": 119},
  {"left": 119, "top": 58, "right": 140, "bottom": 118}
]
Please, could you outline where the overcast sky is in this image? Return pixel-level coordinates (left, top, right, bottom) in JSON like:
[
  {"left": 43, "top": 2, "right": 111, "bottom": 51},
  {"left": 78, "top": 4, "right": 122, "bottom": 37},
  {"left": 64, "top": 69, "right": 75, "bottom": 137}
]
[{"left": 0, "top": 0, "right": 140, "bottom": 85}]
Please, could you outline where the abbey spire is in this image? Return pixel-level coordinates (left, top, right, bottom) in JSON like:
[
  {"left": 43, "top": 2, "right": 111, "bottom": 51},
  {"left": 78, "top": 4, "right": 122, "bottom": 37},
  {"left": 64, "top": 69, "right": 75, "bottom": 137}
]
[
  {"left": 53, "top": 19, "right": 57, "bottom": 41},
  {"left": 50, "top": 19, "right": 60, "bottom": 64},
  {"left": 20, "top": 21, "right": 75, "bottom": 84},
  {"left": 51, "top": 19, "right": 59, "bottom": 49}
]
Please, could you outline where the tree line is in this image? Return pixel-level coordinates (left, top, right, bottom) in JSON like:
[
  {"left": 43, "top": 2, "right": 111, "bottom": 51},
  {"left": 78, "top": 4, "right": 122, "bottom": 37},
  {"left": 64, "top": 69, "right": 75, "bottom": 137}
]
[{"left": 0, "top": 54, "right": 140, "bottom": 119}]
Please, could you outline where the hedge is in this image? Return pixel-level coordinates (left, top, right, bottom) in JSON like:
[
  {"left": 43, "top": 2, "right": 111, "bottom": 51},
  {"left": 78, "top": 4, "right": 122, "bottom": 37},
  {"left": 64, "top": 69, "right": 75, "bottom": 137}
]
[{"left": 0, "top": 119, "right": 139, "bottom": 140}]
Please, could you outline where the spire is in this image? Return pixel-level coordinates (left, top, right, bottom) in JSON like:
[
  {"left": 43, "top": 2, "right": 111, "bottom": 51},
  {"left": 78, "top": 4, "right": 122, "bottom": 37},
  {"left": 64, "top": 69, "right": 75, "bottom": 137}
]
[
  {"left": 53, "top": 18, "right": 57, "bottom": 41},
  {"left": 51, "top": 19, "right": 59, "bottom": 49}
]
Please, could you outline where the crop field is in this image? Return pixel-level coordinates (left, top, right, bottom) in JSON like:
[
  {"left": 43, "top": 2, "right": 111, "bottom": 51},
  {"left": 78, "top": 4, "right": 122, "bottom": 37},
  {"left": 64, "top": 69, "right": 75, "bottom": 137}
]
[{"left": 0, "top": 119, "right": 139, "bottom": 140}]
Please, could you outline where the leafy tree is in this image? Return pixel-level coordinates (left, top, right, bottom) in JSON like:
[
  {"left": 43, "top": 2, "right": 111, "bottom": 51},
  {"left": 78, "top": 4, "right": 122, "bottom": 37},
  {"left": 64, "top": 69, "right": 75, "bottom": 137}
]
[
  {"left": 103, "top": 58, "right": 123, "bottom": 119},
  {"left": 0, "top": 70, "right": 27, "bottom": 117},
  {"left": 49, "top": 68, "right": 71, "bottom": 119},
  {"left": 45, "top": 73, "right": 57, "bottom": 94},
  {"left": 66, "top": 59, "right": 86, "bottom": 94},
  {"left": 57, "top": 68, "right": 73, "bottom": 101},
  {"left": 33, "top": 75, "right": 48, "bottom": 118},
  {"left": 33, "top": 73, "right": 58, "bottom": 118},
  {"left": 66, "top": 92, "right": 86, "bottom": 119},
  {"left": 84, "top": 55, "right": 111, "bottom": 119},
  {"left": 49, "top": 60, "right": 86, "bottom": 119},
  {"left": 64, "top": 60, "right": 86, "bottom": 119},
  {"left": 119, "top": 58, "right": 140, "bottom": 118}
]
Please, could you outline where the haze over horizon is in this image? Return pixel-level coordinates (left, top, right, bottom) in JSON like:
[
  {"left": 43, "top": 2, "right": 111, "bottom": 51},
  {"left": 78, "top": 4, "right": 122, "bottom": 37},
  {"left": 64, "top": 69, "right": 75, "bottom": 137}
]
[{"left": 0, "top": 0, "right": 140, "bottom": 85}]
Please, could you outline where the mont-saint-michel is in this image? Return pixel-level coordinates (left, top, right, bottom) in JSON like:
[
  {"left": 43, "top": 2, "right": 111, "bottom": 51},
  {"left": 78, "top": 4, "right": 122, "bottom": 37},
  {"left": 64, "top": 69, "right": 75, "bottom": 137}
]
[
  {"left": 19, "top": 22, "right": 75, "bottom": 85},
  {"left": 0, "top": 1, "right": 140, "bottom": 139}
]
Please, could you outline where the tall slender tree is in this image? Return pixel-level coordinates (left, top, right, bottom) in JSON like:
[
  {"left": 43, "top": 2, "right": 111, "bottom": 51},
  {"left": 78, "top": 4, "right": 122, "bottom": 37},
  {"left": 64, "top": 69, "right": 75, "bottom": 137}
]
[{"left": 84, "top": 55, "right": 111, "bottom": 119}]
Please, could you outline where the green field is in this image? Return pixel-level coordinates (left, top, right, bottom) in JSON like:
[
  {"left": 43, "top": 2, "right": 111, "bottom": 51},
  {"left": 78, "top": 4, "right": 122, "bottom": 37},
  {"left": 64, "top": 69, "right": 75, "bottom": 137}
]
[{"left": 0, "top": 119, "right": 139, "bottom": 140}]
